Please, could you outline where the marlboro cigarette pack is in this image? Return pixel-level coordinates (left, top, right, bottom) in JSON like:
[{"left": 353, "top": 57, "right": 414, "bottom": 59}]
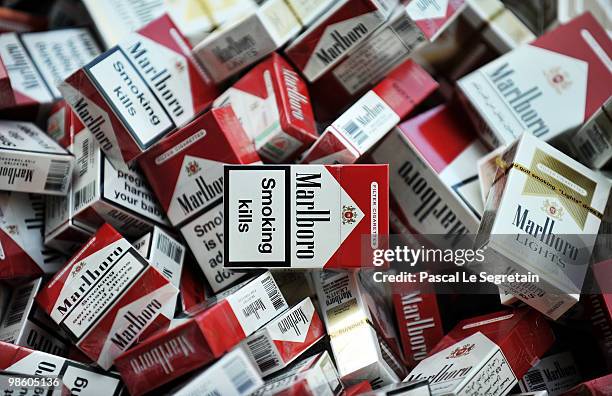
[
  {"left": 0, "top": 191, "right": 65, "bottom": 279},
  {"left": 475, "top": 133, "right": 612, "bottom": 319},
  {"left": 171, "top": 347, "right": 263, "bottom": 396},
  {"left": 138, "top": 107, "right": 260, "bottom": 292},
  {"left": 241, "top": 297, "right": 324, "bottom": 376},
  {"left": 224, "top": 164, "right": 389, "bottom": 269},
  {"left": 405, "top": 332, "right": 517, "bottom": 396},
  {"left": 192, "top": 0, "right": 301, "bottom": 84},
  {"left": 213, "top": 53, "right": 317, "bottom": 163},
  {"left": 0, "top": 341, "right": 124, "bottom": 396},
  {"left": 251, "top": 350, "right": 344, "bottom": 396},
  {"left": 370, "top": 104, "right": 488, "bottom": 245},
  {"left": 430, "top": 308, "right": 554, "bottom": 379},
  {"left": 0, "top": 278, "right": 69, "bottom": 357},
  {"left": 301, "top": 59, "right": 437, "bottom": 165},
  {"left": 0, "top": 121, "right": 74, "bottom": 195},
  {"left": 518, "top": 351, "right": 580, "bottom": 395},
  {"left": 571, "top": 96, "right": 612, "bottom": 170},
  {"left": 60, "top": 14, "right": 218, "bottom": 167},
  {"left": 314, "top": 270, "right": 407, "bottom": 387},
  {"left": 284, "top": 0, "right": 397, "bottom": 83},
  {"left": 36, "top": 223, "right": 179, "bottom": 370},
  {"left": 114, "top": 271, "right": 288, "bottom": 396},
  {"left": 458, "top": 12, "right": 612, "bottom": 148},
  {"left": 132, "top": 226, "right": 185, "bottom": 289},
  {"left": 0, "top": 27, "right": 100, "bottom": 114}
]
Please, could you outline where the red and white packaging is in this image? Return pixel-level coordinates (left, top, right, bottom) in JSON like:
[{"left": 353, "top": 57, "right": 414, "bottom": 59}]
[
  {"left": 36, "top": 223, "right": 179, "bottom": 370},
  {"left": 213, "top": 53, "right": 317, "bottom": 163},
  {"left": 0, "top": 278, "right": 69, "bottom": 357},
  {"left": 0, "top": 341, "right": 124, "bottom": 396},
  {"left": 171, "top": 347, "right": 263, "bottom": 396},
  {"left": 0, "top": 120, "right": 74, "bottom": 195},
  {"left": 252, "top": 350, "right": 344, "bottom": 396},
  {"left": 114, "top": 271, "right": 288, "bottom": 396},
  {"left": 457, "top": 12, "right": 612, "bottom": 148},
  {"left": 370, "top": 104, "right": 488, "bottom": 246},
  {"left": 518, "top": 351, "right": 581, "bottom": 395},
  {"left": 564, "top": 373, "right": 612, "bottom": 396},
  {"left": 138, "top": 107, "right": 260, "bottom": 292},
  {"left": 314, "top": 271, "right": 407, "bottom": 388},
  {"left": 301, "top": 59, "right": 437, "bottom": 164},
  {"left": 178, "top": 259, "right": 208, "bottom": 311},
  {"left": 241, "top": 297, "right": 325, "bottom": 376},
  {"left": 284, "top": 0, "right": 397, "bottom": 83},
  {"left": 392, "top": 287, "right": 444, "bottom": 369},
  {"left": 59, "top": 14, "right": 218, "bottom": 167},
  {"left": 430, "top": 308, "right": 555, "bottom": 379},
  {"left": 192, "top": 0, "right": 302, "bottom": 84},
  {"left": 224, "top": 164, "right": 389, "bottom": 269},
  {"left": 405, "top": 332, "right": 517, "bottom": 396},
  {"left": 0, "top": 28, "right": 100, "bottom": 115},
  {"left": 0, "top": 191, "right": 65, "bottom": 279},
  {"left": 132, "top": 226, "right": 185, "bottom": 289}
]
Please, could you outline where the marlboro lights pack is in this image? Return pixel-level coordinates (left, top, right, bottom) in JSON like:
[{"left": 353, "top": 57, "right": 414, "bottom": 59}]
[
  {"left": 224, "top": 164, "right": 389, "bottom": 269},
  {"left": 301, "top": 59, "right": 437, "bottom": 165},
  {"left": 405, "top": 332, "right": 517, "bottom": 396},
  {"left": 0, "top": 341, "right": 124, "bottom": 396},
  {"left": 429, "top": 308, "right": 554, "bottom": 379},
  {"left": 251, "top": 350, "right": 344, "bottom": 396},
  {"left": 518, "top": 351, "right": 581, "bottom": 395},
  {"left": 114, "top": 271, "right": 288, "bottom": 396},
  {"left": 370, "top": 105, "right": 488, "bottom": 245},
  {"left": 132, "top": 226, "right": 185, "bottom": 289},
  {"left": 284, "top": 0, "right": 397, "bottom": 83},
  {"left": 171, "top": 347, "right": 263, "bottom": 396},
  {"left": 314, "top": 271, "right": 407, "bottom": 387},
  {"left": 0, "top": 27, "right": 100, "bottom": 114},
  {"left": 571, "top": 96, "right": 612, "bottom": 170},
  {"left": 241, "top": 297, "right": 324, "bottom": 377},
  {"left": 192, "top": 0, "right": 301, "bottom": 84},
  {"left": 0, "top": 121, "right": 74, "bottom": 195},
  {"left": 59, "top": 14, "right": 218, "bottom": 167},
  {"left": 475, "top": 133, "right": 612, "bottom": 320},
  {"left": 457, "top": 12, "right": 612, "bottom": 148},
  {"left": 213, "top": 53, "right": 317, "bottom": 163},
  {"left": 36, "top": 223, "right": 179, "bottom": 370},
  {"left": 138, "top": 107, "right": 260, "bottom": 292},
  {"left": 0, "top": 278, "right": 69, "bottom": 357},
  {"left": 0, "top": 191, "right": 65, "bottom": 279}
]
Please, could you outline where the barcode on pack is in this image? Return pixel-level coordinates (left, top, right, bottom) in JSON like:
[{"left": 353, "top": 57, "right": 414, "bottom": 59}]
[
  {"left": 342, "top": 120, "right": 369, "bottom": 147},
  {"left": 523, "top": 369, "right": 547, "bottom": 391},
  {"left": 74, "top": 181, "right": 96, "bottom": 210},
  {"left": 277, "top": 307, "right": 308, "bottom": 337},
  {"left": 44, "top": 160, "right": 71, "bottom": 192},
  {"left": 247, "top": 333, "right": 280, "bottom": 374},
  {"left": 1, "top": 282, "right": 35, "bottom": 329},
  {"left": 156, "top": 232, "right": 184, "bottom": 264},
  {"left": 579, "top": 140, "right": 597, "bottom": 160},
  {"left": 223, "top": 353, "right": 258, "bottom": 394},
  {"left": 78, "top": 138, "right": 90, "bottom": 177},
  {"left": 261, "top": 276, "right": 285, "bottom": 311},
  {"left": 242, "top": 299, "right": 266, "bottom": 320}
]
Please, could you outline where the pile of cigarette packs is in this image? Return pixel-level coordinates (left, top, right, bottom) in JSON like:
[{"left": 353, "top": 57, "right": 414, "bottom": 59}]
[{"left": 0, "top": 0, "right": 610, "bottom": 395}]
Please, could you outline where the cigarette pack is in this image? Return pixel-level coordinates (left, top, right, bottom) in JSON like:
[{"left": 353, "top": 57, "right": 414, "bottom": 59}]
[
  {"left": 0, "top": 341, "right": 124, "bottom": 396},
  {"left": 0, "top": 121, "right": 74, "bottom": 195},
  {"left": 475, "top": 133, "right": 612, "bottom": 319},
  {"left": 458, "top": 12, "right": 612, "bottom": 148},
  {"left": 241, "top": 297, "right": 324, "bottom": 376},
  {"left": 0, "top": 278, "right": 69, "bottom": 357},
  {"left": 224, "top": 164, "right": 389, "bottom": 269},
  {"left": 314, "top": 271, "right": 407, "bottom": 387},
  {"left": 301, "top": 59, "right": 437, "bottom": 165},
  {"left": 60, "top": 14, "right": 218, "bottom": 167},
  {"left": 0, "top": 27, "right": 100, "bottom": 114},
  {"left": 251, "top": 350, "right": 344, "bottom": 396},
  {"left": 564, "top": 373, "right": 612, "bottom": 396},
  {"left": 360, "top": 380, "right": 431, "bottom": 396},
  {"left": 138, "top": 107, "right": 260, "bottom": 291},
  {"left": 171, "top": 347, "right": 263, "bottom": 396},
  {"left": 570, "top": 96, "right": 612, "bottom": 170},
  {"left": 192, "top": 0, "right": 301, "bottom": 84},
  {"left": 0, "top": 191, "right": 65, "bottom": 279},
  {"left": 285, "top": 0, "right": 335, "bottom": 26},
  {"left": 370, "top": 105, "right": 487, "bottom": 246},
  {"left": 518, "top": 351, "right": 580, "bottom": 395},
  {"left": 36, "top": 223, "right": 179, "bottom": 369},
  {"left": 284, "top": 0, "right": 397, "bottom": 82},
  {"left": 114, "top": 271, "right": 288, "bottom": 395},
  {"left": 213, "top": 53, "right": 317, "bottom": 163},
  {"left": 405, "top": 332, "right": 517, "bottom": 396},
  {"left": 132, "top": 226, "right": 185, "bottom": 289},
  {"left": 430, "top": 308, "right": 554, "bottom": 379}
]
